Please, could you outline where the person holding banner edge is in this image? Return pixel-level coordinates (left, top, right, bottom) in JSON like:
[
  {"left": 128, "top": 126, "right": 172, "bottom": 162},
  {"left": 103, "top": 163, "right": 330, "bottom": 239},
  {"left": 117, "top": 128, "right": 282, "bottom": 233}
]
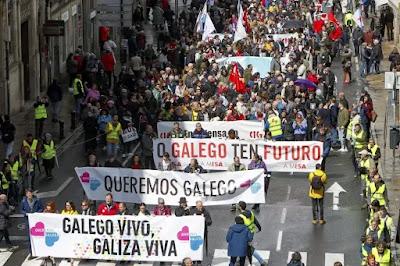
[
  {"left": 228, "top": 156, "right": 247, "bottom": 211},
  {"left": 248, "top": 154, "right": 270, "bottom": 213}
]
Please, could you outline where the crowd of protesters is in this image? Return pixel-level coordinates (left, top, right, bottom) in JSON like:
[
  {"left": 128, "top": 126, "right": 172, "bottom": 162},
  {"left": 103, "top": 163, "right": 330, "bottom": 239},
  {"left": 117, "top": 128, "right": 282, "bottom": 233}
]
[{"left": 0, "top": 0, "right": 398, "bottom": 264}]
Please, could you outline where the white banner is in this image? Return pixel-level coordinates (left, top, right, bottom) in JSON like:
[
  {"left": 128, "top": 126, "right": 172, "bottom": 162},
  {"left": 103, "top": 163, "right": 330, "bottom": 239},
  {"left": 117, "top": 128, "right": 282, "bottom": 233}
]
[
  {"left": 75, "top": 168, "right": 265, "bottom": 206},
  {"left": 157, "top": 121, "right": 264, "bottom": 139},
  {"left": 28, "top": 213, "right": 204, "bottom": 261},
  {"left": 215, "top": 56, "right": 273, "bottom": 78},
  {"left": 153, "top": 139, "right": 323, "bottom": 172}
]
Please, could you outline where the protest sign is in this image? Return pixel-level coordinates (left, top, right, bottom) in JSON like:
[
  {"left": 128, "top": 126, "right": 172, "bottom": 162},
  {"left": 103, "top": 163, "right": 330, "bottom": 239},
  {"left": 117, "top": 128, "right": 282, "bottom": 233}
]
[
  {"left": 121, "top": 126, "right": 139, "bottom": 143},
  {"left": 75, "top": 168, "right": 265, "bottom": 206},
  {"left": 28, "top": 213, "right": 204, "bottom": 261},
  {"left": 153, "top": 139, "right": 323, "bottom": 172},
  {"left": 157, "top": 120, "right": 264, "bottom": 139}
]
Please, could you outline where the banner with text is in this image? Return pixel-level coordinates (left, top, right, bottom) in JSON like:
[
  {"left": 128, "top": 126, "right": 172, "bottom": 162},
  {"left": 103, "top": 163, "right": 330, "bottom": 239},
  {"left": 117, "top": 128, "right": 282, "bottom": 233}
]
[
  {"left": 157, "top": 121, "right": 264, "bottom": 139},
  {"left": 153, "top": 139, "right": 323, "bottom": 172},
  {"left": 28, "top": 213, "right": 204, "bottom": 261},
  {"left": 75, "top": 168, "right": 265, "bottom": 206}
]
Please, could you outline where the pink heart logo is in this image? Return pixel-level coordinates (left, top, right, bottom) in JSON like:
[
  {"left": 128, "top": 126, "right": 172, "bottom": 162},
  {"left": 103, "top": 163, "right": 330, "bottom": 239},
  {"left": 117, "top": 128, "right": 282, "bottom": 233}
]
[
  {"left": 240, "top": 179, "right": 251, "bottom": 188},
  {"left": 80, "top": 172, "right": 90, "bottom": 183},
  {"left": 30, "top": 222, "right": 45, "bottom": 236},
  {"left": 177, "top": 226, "right": 189, "bottom": 241}
]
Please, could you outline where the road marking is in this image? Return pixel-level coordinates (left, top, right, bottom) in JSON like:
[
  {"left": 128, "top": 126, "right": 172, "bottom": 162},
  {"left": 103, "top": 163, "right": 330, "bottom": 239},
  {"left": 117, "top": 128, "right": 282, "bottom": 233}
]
[
  {"left": 286, "top": 186, "right": 291, "bottom": 201},
  {"left": 325, "top": 253, "right": 344, "bottom": 266},
  {"left": 0, "top": 250, "right": 13, "bottom": 265},
  {"left": 280, "top": 208, "right": 287, "bottom": 224},
  {"left": 36, "top": 176, "right": 74, "bottom": 198},
  {"left": 212, "top": 249, "right": 270, "bottom": 265},
  {"left": 10, "top": 214, "right": 24, "bottom": 218},
  {"left": 288, "top": 251, "right": 308, "bottom": 266},
  {"left": 276, "top": 230, "right": 283, "bottom": 251}
]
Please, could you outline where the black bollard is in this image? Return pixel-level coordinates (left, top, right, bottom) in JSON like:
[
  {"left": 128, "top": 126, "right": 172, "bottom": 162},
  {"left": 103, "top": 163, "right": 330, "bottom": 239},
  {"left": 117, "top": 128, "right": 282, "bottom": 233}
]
[
  {"left": 59, "top": 120, "right": 64, "bottom": 140},
  {"left": 70, "top": 111, "right": 76, "bottom": 131}
]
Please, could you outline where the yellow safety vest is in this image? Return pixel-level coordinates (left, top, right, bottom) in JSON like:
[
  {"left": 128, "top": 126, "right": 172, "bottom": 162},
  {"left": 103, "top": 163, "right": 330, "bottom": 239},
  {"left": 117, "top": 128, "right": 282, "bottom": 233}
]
[
  {"left": 372, "top": 247, "right": 391, "bottom": 266},
  {"left": 268, "top": 116, "right": 283, "bottom": 137},
  {"left": 0, "top": 172, "right": 9, "bottom": 190},
  {"left": 106, "top": 122, "right": 122, "bottom": 143},
  {"left": 42, "top": 141, "right": 56, "bottom": 160},
  {"left": 344, "top": 13, "right": 354, "bottom": 27},
  {"left": 361, "top": 244, "right": 371, "bottom": 259},
  {"left": 11, "top": 161, "right": 20, "bottom": 181},
  {"left": 380, "top": 216, "right": 393, "bottom": 233},
  {"left": 354, "top": 130, "right": 366, "bottom": 150},
  {"left": 368, "top": 144, "right": 379, "bottom": 155},
  {"left": 23, "top": 139, "right": 38, "bottom": 159},
  {"left": 73, "top": 78, "right": 83, "bottom": 96},
  {"left": 239, "top": 212, "right": 256, "bottom": 233},
  {"left": 34, "top": 104, "right": 47, "bottom": 120},
  {"left": 360, "top": 158, "right": 372, "bottom": 182},
  {"left": 369, "top": 182, "right": 386, "bottom": 206}
]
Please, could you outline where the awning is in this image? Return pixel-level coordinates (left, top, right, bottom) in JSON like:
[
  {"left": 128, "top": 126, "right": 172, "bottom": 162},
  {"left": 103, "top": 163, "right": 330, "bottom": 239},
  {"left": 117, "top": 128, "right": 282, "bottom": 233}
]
[{"left": 376, "top": 0, "right": 388, "bottom": 6}]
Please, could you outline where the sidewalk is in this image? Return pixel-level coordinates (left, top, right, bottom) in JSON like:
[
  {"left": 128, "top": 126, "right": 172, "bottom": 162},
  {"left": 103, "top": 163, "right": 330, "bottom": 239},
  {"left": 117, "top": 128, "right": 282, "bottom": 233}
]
[{"left": 365, "top": 40, "right": 400, "bottom": 261}]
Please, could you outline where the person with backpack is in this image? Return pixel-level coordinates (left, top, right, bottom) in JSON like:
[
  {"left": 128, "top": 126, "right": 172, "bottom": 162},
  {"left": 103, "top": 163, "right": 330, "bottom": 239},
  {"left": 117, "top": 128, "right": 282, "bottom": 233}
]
[
  {"left": 308, "top": 163, "right": 328, "bottom": 224},
  {"left": 287, "top": 251, "right": 305, "bottom": 266}
]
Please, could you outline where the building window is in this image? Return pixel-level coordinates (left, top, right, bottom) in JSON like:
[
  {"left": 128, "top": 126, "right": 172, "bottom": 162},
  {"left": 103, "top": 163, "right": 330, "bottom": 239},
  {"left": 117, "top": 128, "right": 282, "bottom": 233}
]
[{"left": 6, "top": 0, "right": 13, "bottom": 59}]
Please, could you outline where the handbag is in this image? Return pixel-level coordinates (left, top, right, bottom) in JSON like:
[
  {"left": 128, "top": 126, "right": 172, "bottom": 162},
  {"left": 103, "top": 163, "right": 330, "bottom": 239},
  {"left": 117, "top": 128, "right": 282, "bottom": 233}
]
[{"left": 371, "top": 110, "right": 378, "bottom": 122}]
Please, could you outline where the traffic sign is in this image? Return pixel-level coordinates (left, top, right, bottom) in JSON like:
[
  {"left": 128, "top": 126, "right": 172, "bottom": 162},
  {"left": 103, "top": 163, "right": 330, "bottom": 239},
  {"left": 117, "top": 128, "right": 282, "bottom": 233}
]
[{"left": 43, "top": 20, "right": 65, "bottom": 36}]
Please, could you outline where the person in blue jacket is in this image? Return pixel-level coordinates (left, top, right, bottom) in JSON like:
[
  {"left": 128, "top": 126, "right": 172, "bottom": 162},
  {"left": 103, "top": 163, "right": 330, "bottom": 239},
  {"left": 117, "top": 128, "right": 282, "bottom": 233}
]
[{"left": 226, "top": 216, "right": 253, "bottom": 266}]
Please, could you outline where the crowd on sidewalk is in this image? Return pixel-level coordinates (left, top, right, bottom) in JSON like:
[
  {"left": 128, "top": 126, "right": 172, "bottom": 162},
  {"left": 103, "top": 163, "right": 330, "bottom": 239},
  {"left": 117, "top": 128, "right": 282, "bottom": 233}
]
[{"left": 0, "top": 0, "right": 398, "bottom": 265}]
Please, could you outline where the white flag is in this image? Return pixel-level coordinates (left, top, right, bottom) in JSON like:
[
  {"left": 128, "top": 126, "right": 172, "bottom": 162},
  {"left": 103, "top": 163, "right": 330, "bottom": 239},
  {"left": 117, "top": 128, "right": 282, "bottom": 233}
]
[
  {"left": 233, "top": 2, "right": 247, "bottom": 43},
  {"left": 353, "top": 8, "right": 364, "bottom": 28},
  {"left": 202, "top": 13, "right": 216, "bottom": 41},
  {"left": 195, "top": 2, "right": 208, "bottom": 33}
]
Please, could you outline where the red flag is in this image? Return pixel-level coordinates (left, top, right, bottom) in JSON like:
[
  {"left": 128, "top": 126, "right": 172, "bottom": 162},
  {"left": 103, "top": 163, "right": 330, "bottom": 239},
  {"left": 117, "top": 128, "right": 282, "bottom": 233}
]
[
  {"left": 229, "top": 63, "right": 246, "bottom": 94},
  {"left": 329, "top": 26, "right": 343, "bottom": 40},
  {"left": 313, "top": 19, "right": 324, "bottom": 33},
  {"left": 328, "top": 12, "right": 338, "bottom": 25}
]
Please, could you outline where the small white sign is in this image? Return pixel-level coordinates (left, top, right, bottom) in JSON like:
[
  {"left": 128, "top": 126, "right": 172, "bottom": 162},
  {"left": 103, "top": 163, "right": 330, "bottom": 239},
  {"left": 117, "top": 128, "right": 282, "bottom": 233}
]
[
  {"left": 90, "top": 10, "right": 97, "bottom": 19},
  {"left": 71, "top": 4, "right": 77, "bottom": 16},
  {"left": 385, "top": 72, "right": 400, "bottom": 89},
  {"left": 61, "top": 11, "right": 69, "bottom": 22},
  {"left": 121, "top": 127, "right": 138, "bottom": 143}
]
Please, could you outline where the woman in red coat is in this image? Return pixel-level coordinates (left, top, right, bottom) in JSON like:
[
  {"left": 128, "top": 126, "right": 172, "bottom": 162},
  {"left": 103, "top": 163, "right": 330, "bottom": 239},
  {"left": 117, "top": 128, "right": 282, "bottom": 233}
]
[{"left": 100, "top": 49, "right": 116, "bottom": 88}]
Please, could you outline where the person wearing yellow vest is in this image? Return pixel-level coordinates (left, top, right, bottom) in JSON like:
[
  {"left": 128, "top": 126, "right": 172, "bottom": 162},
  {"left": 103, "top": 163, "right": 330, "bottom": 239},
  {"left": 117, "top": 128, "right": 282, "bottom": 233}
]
[
  {"left": 379, "top": 207, "right": 394, "bottom": 239},
  {"left": 22, "top": 133, "right": 39, "bottom": 161},
  {"left": 106, "top": 115, "right": 122, "bottom": 158},
  {"left": 344, "top": 11, "right": 354, "bottom": 28},
  {"left": 8, "top": 154, "right": 21, "bottom": 205},
  {"left": 358, "top": 150, "right": 375, "bottom": 197},
  {"left": 308, "top": 163, "right": 328, "bottom": 224},
  {"left": 237, "top": 201, "right": 267, "bottom": 266},
  {"left": 367, "top": 138, "right": 381, "bottom": 168},
  {"left": 372, "top": 241, "right": 392, "bottom": 266},
  {"left": 368, "top": 174, "right": 388, "bottom": 207},
  {"left": 266, "top": 111, "right": 283, "bottom": 140},
  {"left": 41, "top": 133, "right": 56, "bottom": 180},
  {"left": 20, "top": 145, "right": 35, "bottom": 191},
  {"left": 0, "top": 162, "right": 11, "bottom": 195},
  {"left": 72, "top": 74, "right": 85, "bottom": 117},
  {"left": 33, "top": 96, "right": 49, "bottom": 139},
  {"left": 360, "top": 235, "right": 374, "bottom": 265},
  {"left": 366, "top": 219, "right": 384, "bottom": 243}
]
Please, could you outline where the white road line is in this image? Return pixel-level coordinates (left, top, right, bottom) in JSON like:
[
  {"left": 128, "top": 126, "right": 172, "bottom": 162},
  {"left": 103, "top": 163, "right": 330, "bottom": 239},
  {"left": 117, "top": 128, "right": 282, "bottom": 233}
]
[
  {"left": 276, "top": 230, "right": 283, "bottom": 251},
  {"left": 0, "top": 250, "right": 13, "bottom": 266},
  {"left": 36, "top": 176, "right": 74, "bottom": 198},
  {"left": 325, "top": 253, "right": 344, "bottom": 266},
  {"left": 212, "top": 249, "right": 270, "bottom": 266},
  {"left": 280, "top": 208, "right": 287, "bottom": 224},
  {"left": 286, "top": 186, "right": 291, "bottom": 201},
  {"left": 288, "top": 251, "right": 308, "bottom": 266}
]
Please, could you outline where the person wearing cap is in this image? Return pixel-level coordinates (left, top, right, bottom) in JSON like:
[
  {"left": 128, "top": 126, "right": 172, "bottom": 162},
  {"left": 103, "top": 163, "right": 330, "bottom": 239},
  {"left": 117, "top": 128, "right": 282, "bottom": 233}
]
[
  {"left": 41, "top": 133, "right": 56, "bottom": 180},
  {"left": 105, "top": 115, "right": 122, "bottom": 158},
  {"left": 367, "top": 138, "right": 381, "bottom": 168},
  {"left": 175, "top": 197, "right": 190, "bottom": 216},
  {"left": 226, "top": 216, "right": 253, "bottom": 266},
  {"left": 153, "top": 197, "right": 172, "bottom": 215}
]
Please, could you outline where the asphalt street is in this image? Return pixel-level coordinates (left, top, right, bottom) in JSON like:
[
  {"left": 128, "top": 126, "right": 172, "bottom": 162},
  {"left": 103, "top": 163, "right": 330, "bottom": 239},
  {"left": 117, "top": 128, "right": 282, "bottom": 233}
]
[{"left": 2, "top": 57, "right": 368, "bottom": 266}]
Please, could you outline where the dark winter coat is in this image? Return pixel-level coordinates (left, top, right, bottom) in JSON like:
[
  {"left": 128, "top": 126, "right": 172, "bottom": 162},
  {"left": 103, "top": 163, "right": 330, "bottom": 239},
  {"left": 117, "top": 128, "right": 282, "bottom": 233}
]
[
  {"left": 0, "top": 203, "right": 11, "bottom": 230},
  {"left": 226, "top": 224, "right": 253, "bottom": 257}
]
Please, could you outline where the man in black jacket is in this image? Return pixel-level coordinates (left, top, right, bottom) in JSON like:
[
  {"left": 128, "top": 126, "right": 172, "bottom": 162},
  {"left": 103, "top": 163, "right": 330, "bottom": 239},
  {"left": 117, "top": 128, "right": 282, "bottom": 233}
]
[
  {"left": 0, "top": 115, "right": 16, "bottom": 159},
  {"left": 46, "top": 79, "right": 63, "bottom": 123},
  {"left": 175, "top": 197, "right": 191, "bottom": 216}
]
